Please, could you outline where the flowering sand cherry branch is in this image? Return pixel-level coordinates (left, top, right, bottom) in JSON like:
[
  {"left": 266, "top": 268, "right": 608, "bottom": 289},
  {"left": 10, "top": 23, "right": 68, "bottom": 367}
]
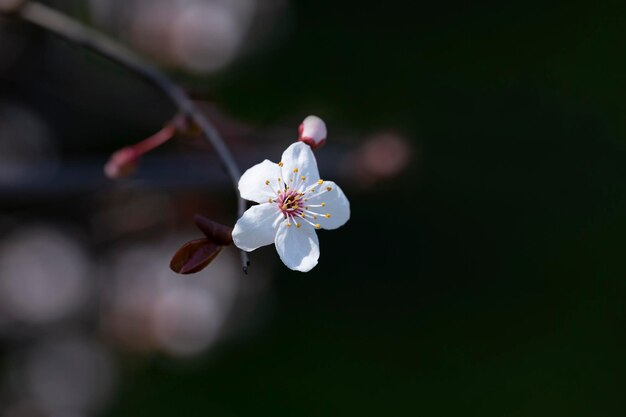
[
  {"left": 2, "top": 0, "right": 250, "bottom": 270},
  {"left": 2, "top": 1, "right": 350, "bottom": 274},
  {"left": 173, "top": 115, "right": 350, "bottom": 273},
  {"left": 232, "top": 117, "right": 351, "bottom": 272}
]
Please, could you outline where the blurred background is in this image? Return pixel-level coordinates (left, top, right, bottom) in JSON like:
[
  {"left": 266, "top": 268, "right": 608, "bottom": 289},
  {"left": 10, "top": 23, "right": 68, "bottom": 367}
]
[{"left": 2, "top": 0, "right": 626, "bottom": 416}]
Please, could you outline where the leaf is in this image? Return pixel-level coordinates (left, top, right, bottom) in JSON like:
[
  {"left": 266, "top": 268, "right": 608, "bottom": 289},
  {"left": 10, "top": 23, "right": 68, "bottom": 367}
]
[
  {"left": 170, "top": 238, "right": 223, "bottom": 274},
  {"left": 193, "top": 214, "right": 233, "bottom": 245}
]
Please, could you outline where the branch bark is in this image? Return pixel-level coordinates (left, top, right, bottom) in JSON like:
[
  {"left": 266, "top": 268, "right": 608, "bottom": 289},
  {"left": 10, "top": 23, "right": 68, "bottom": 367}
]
[{"left": 11, "top": 1, "right": 249, "bottom": 272}]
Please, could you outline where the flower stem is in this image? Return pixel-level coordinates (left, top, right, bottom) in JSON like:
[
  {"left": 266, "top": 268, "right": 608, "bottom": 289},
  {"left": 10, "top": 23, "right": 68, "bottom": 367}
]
[{"left": 12, "top": 1, "right": 249, "bottom": 272}]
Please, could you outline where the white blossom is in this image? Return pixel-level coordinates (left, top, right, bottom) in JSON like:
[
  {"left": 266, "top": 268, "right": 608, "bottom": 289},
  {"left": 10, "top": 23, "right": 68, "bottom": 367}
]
[{"left": 232, "top": 142, "right": 350, "bottom": 272}]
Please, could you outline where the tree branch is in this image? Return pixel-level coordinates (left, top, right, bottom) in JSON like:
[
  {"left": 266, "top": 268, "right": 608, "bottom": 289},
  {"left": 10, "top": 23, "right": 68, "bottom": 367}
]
[{"left": 11, "top": 1, "right": 249, "bottom": 272}]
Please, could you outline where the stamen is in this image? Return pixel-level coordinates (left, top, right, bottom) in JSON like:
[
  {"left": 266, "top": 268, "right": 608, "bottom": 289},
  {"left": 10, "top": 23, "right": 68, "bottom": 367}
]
[
  {"left": 325, "top": 214, "right": 331, "bottom": 218},
  {"left": 306, "top": 187, "right": 333, "bottom": 201},
  {"left": 265, "top": 180, "right": 270, "bottom": 185},
  {"left": 304, "top": 208, "right": 324, "bottom": 218},
  {"left": 298, "top": 180, "right": 324, "bottom": 196},
  {"left": 296, "top": 223, "right": 302, "bottom": 228},
  {"left": 300, "top": 216, "right": 320, "bottom": 228},
  {"left": 315, "top": 224, "right": 321, "bottom": 229},
  {"left": 288, "top": 168, "right": 299, "bottom": 188},
  {"left": 317, "top": 179, "right": 323, "bottom": 185},
  {"left": 278, "top": 162, "right": 284, "bottom": 167},
  {"left": 293, "top": 177, "right": 306, "bottom": 193}
]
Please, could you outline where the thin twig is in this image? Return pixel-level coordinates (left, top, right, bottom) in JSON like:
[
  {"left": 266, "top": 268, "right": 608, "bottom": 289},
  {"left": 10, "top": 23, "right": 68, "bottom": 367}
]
[{"left": 13, "top": 1, "right": 249, "bottom": 272}]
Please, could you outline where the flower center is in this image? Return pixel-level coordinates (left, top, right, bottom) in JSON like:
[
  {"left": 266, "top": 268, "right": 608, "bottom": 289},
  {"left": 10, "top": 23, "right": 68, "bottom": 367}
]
[
  {"left": 277, "top": 189, "right": 304, "bottom": 218},
  {"left": 265, "top": 164, "right": 333, "bottom": 229}
]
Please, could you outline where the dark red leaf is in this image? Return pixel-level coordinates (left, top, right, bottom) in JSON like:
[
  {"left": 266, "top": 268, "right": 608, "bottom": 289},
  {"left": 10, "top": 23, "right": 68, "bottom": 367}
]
[
  {"left": 193, "top": 214, "right": 233, "bottom": 245},
  {"left": 170, "top": 238, "right": 223, "bottom": 274}
]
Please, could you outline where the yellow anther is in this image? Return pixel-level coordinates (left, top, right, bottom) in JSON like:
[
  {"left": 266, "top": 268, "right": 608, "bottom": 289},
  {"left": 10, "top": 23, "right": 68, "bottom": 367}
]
[
  {"left": 286, "top": 223, "right": 292, "bottom": 228},
  {"left": 268, "top": 197, "right": 273, "bottom": 203},
  {"left": 296, "top": 223, "right": 302, "bottom": 228},
  {"left": 321, "top": 202, "right": 326, "bottom": 207},
  {"left": 278, "top": 162, "right": 284, "bottom": 167},
  {"left": 325, "top": 214, "right": 331, "bottom": 218},
  {"left": 300, "top": 213, "right": 306, "bottom": 218},
  {"left": 265, "top": 180, "right": 270, "bottom": 185},
  {"left": 293, "top": 168, "right": 299, "bottom": 173},
  {"left": 313, "top": 215, "right": 318, "bottom": 219},
  {"left": 326, "top": 186, "right": 332, "bottom": 191},
  {"left": 301, "top": 176, "right": 306, "bottom": 181},
  {"left": 310, "top": 189, "right": 316, "bottom": 193},
  {"left": 317, "top": 179, "right": 323, "bottom": 185},
  {"left": 315, "top": 224, "right": 321, "bottom": 229}
]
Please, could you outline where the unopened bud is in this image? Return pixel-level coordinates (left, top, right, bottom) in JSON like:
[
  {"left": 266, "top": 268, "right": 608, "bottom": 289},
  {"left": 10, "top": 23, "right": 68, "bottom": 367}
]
[
  {"left": 298, "top": 115, "right": 327, "bottom": 150},
  {"left": 104, "top": 147, "right": 139, "bottom": 179}
]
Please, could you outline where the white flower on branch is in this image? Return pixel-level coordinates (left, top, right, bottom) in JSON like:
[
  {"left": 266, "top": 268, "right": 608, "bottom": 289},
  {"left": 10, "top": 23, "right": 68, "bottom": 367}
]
[{"left": 233, "top": 142, "right": 350, "bottom": 272}]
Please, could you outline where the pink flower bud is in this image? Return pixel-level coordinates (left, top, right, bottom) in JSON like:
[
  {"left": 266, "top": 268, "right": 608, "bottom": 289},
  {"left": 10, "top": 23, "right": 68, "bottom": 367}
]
[
  {"left": 104, "top": 147, "right": 139, "bottom": 179},
  {"left": 298, "top": 115, "right": 327, "bottom": 150}
]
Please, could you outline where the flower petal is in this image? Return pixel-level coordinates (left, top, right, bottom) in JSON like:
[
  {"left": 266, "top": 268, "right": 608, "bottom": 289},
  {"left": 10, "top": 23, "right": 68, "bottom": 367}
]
[
  {"left": 238, "top": 159, "right": 282, "bottom": 203},
  {"left": 308, "top": 181, "right": 350, "bottom": 230},
  {"left": 275, "top": 222, "right": 320, "bottom": 272},
  {"left": 280, "top": 142, "right": 320, "bottom": 187},
  {"left": 232, "top": 204, "right": 282, "bottom": 251}
]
